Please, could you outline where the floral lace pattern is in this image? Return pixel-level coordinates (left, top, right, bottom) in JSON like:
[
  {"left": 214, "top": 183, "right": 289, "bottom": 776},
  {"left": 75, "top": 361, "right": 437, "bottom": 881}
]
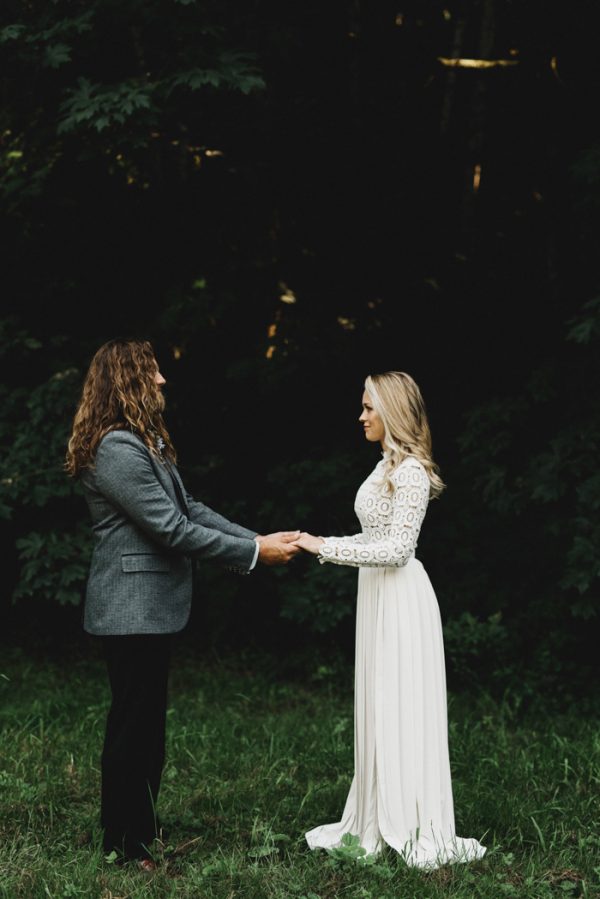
[{"left": 318, "top": 456, "right": 430, "bottom": 568}]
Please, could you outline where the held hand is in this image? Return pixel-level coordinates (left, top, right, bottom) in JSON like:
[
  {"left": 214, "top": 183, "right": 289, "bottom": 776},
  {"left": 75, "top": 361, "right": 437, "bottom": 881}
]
[
  {"left": 293, "top": 532, "right": 325, "bottom": 555},
  {"left": 255, "top": 533, "right": 301, "bottom": 566},
  {"left": 259, "top": 531, "right": 301, "bottom": 544}
]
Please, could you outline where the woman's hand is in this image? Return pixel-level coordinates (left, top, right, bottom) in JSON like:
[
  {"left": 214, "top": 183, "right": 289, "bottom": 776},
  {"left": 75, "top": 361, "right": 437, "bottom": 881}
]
[{"left": 294, "top": 532, "right": 325, "bottom": 555}]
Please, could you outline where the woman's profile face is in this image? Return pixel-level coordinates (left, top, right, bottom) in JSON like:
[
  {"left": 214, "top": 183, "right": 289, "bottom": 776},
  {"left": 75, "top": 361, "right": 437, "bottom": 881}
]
[{"left": 359, "top": 391, "right": 385, "bottom": 444}]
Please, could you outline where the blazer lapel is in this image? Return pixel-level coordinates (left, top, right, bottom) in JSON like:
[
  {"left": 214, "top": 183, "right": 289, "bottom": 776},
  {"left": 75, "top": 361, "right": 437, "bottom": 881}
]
[
  {"left": 166, "top": 462, "right": 190, "bottom": 517},
  {"left": 152, "top": 457, "right": 189, "bottom": 517}
]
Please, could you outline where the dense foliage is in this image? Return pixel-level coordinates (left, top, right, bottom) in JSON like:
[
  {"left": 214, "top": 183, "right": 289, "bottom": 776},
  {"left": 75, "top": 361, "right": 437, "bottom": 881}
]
[{"left": 1, "top": 0, "right": 599, "bottom": 696}]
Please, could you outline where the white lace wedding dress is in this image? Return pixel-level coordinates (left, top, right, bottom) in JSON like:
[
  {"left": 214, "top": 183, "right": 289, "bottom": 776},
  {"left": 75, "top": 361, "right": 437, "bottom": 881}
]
[{"left": 305, "top": 454, "right": 486, "bottom": 868}]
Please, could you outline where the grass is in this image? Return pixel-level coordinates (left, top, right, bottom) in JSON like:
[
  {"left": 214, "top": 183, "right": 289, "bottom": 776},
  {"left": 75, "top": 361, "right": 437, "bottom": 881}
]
[{"left": 0, "top": 641, "right": 599, "bottom": 899}]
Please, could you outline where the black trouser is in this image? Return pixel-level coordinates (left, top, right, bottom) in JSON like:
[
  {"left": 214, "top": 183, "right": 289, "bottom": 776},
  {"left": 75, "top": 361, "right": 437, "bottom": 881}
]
[{"left": 100, "top": 634, "right": 172, "bottom": 860}]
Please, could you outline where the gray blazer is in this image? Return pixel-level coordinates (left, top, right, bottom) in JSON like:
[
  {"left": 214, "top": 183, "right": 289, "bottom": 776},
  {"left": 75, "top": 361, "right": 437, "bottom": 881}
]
[{"left": 80, "top": 430, "right": 258, "bottom": 635}]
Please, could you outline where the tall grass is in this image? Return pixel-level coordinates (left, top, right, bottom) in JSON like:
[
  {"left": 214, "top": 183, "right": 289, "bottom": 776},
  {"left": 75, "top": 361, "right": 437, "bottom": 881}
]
[{"left": 0, "top": 642, "right": 598, "bottom": 898}]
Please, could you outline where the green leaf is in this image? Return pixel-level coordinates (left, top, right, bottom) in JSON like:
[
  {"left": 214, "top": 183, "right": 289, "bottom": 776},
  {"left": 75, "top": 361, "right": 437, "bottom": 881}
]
[
  {"left": 566, "top": 296, "right": 600, "bottom": 344},
  {"left": 248, "top": 845, "right": 277, "bottom": 858},
  {"left": 0, "top": 24, "right": 25, "bottom": 42},
  {"left": 44, "top": 43, "right": 71, "bottom": 69}
]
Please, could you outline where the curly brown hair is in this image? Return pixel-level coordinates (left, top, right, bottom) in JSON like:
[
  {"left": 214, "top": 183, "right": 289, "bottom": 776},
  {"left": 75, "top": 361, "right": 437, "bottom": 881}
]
[{"left": 65, "top": 338, "right": 176, "bottom": 477}]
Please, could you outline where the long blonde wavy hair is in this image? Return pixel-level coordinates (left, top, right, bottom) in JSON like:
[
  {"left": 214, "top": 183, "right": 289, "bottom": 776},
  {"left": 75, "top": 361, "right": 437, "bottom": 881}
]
[
  {"left": 65, "top": 338, "right": 176, "bottom": 477},
  {"left": 365, "top": 371, "right": 445, "bottom": 499}
]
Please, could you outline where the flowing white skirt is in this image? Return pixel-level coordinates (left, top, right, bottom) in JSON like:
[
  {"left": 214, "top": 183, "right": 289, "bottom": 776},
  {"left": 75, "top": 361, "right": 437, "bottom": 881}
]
[{"left": 306, "top": 558, "right": 486, "bottom": 869}]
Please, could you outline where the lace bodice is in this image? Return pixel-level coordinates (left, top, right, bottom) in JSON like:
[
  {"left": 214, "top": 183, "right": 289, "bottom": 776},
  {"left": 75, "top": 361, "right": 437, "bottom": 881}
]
[{"left": 318, "top": 456, "right": 430, "bottom": 568}]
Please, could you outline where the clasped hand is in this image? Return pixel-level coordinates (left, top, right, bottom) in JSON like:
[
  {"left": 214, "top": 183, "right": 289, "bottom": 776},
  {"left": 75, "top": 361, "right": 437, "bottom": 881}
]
[
  {"left": 292, "top": 532, "right": 324, "bottom": 555},
  {"left": 255, "top": 531, "right": 324, "bottom": 565}
]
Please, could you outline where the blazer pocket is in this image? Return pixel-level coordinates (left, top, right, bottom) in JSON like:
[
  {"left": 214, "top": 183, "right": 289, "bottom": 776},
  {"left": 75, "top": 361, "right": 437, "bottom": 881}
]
[{"left": 121, "top": 553, "right": 171, "bottom": 573}]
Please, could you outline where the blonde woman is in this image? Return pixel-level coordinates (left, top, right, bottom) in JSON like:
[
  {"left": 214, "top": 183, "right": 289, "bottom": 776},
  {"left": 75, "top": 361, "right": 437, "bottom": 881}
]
[{"left": 296, "top": 372, "right": 486, "bottom": 869}]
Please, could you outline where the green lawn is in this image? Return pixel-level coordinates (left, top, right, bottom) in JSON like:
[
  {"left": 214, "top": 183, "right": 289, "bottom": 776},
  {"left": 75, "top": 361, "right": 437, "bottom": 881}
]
[{"left": 0, "top": 643, "right": 598, "bottom": 899}]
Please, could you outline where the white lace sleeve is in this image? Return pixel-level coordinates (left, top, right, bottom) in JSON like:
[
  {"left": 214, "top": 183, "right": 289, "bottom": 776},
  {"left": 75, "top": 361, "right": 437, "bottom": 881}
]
[{"left": 318, "top": 461, "right": 430, "bottom": 568}]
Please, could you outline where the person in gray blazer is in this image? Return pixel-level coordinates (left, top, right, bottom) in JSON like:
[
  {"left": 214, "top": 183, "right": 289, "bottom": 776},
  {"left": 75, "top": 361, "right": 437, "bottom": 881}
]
[{"left": 66, "top": 338, "right": 299, "bottom": 868}]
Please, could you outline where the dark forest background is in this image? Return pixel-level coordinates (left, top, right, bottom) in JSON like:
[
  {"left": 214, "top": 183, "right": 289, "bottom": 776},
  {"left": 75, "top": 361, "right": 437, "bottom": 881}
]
[{"left": 1, "top": 0, "right": 599, "bottom": 700}]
